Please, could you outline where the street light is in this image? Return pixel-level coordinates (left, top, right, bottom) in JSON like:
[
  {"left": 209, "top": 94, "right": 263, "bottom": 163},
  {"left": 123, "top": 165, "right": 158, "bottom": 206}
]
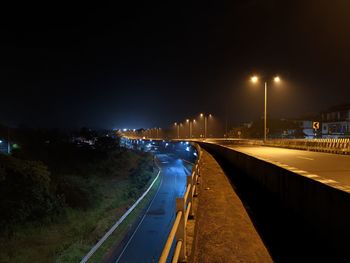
[
  {"left": 191, "top": 119, "right": 196, "bottom": 138},
  {"left": 186, "top": 119, "right": 190, "bottom": 138},
  {"left": 250, "top": 75, "right": 281, "bottom": 142},
  {"left": 174, "top": 122, "right": 180, "bottom": 139},
  {"left": 185, "top": 118, "right": 196, "bottom": 139},
  {"left": 199, "top": 113, "right": 212, "bottom": 138},
  {"left": 251, "top": 76, "right": 258, "bottom": 83}
]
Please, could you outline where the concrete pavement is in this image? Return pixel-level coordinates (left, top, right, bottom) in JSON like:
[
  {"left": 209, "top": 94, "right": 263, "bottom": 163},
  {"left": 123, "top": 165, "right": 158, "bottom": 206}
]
[
  {"left": 225, "top": 145, "right": 350, "bottom": 187},
  {"left": 191, "top": 149, "right": 273, "bottom": 263}
]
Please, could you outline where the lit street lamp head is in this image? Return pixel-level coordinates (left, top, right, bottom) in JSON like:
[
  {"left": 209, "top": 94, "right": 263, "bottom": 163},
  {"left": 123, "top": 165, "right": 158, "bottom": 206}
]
[
  {"left": 274, "top": 76, "right": 281, "bottom": 82},
  {"left": 251, "top": 76, "right": 258, "bottom": 83}
]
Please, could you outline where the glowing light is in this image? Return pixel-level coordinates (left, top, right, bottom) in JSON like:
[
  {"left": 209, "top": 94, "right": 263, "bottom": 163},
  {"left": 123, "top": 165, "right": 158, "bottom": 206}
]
[
  {"left": 200, "top": 113, "right": 204, "bottom": 117},
  {"left": 274, "top": 76, "right": 281, "bottom": 82},
  {"left": 185, "top": 147, "right": 190, "bottom": 152},
  {"left": 123, "top": 128, "right": 127, "bottom": 132},
  {"left": 186, "top": 119, "right": 189, "bottom": 122},
  {"left": 251, "top": 76, "right": 258, "bottom": 83}
]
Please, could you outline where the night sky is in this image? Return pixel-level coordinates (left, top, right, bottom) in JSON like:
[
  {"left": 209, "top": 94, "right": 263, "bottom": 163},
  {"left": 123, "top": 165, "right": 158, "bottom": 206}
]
[{"left": 1, "top": 0, "right": 350, "bottom": 129}]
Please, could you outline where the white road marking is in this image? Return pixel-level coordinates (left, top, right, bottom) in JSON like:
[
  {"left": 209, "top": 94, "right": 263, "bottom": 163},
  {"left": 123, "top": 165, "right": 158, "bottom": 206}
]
[
  {"left": 296, "top": 156, "right": 314, "bottom": 161},
  {"left": 80, "top": 169, "right": 162, "bottom": 263}
]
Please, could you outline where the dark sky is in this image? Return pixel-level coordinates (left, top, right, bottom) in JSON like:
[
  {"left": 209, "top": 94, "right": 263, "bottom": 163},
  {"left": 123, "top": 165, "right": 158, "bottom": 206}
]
[{"left": 1, "top": 0, "right": 350, "bottom": 129}]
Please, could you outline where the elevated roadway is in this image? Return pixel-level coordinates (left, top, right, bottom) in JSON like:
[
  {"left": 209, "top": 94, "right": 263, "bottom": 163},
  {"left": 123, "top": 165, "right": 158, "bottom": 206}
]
[
  {"left": 201, "top": 139, "right": 350, "bottom": 187},
  {"left": 228, "top": 145, "right": 350, "bottom": 186}
]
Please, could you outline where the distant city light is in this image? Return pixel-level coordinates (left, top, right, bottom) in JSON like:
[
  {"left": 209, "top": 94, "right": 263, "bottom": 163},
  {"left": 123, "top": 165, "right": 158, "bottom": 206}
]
[{"left": 123, "top": 128, "right": 127, "bottom": 132}]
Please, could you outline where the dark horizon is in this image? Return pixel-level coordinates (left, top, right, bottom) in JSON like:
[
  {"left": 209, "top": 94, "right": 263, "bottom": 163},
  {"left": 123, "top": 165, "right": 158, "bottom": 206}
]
[{"left": 1, "top": 0, "right": 350, "bottom": 129}]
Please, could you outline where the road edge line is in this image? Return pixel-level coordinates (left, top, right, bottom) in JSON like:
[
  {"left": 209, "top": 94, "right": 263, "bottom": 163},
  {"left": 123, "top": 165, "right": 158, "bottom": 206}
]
[
  {"left": 115, "top": 161, "right": 164, "bottom": 262},
  {"left": 80, "top": 166, "right": 161, "bottom": 263}
]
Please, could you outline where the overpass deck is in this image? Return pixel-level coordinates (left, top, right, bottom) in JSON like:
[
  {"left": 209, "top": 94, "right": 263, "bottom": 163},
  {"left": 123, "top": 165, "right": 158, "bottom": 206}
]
[
  {"left": 222, "top": 145, "right": 350, "bottom": 187},
  {"left": 191, "top": 149, "right": 272, "bottom": 263}
]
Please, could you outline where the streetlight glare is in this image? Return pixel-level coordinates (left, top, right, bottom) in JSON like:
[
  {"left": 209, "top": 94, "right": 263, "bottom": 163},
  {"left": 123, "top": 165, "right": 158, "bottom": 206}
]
[
  {"left": 274, "top": 76, "right": 281, "bottom": 82},
  {"left": 251, "top": 76, "right": 258, "bottom": 83},
  {"left": 200, "top": 113, "right": 204, "bottom": 117}
]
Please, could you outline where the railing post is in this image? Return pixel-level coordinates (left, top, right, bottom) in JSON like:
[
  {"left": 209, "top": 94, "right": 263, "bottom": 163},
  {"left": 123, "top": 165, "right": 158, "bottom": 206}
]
[
  {"left": 175, "top": 197, "right": 186, "bottom": 262},
  {"left": 194, "top": 164, "right": 199, "bottom": 197},
  {"left": 187, "top": 175, "right": 194, "bottom": 218}
]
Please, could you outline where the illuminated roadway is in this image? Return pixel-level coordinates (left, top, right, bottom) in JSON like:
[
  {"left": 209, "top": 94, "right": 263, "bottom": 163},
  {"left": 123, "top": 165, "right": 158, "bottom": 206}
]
[
  {"left": 217, "top": 144, "right": 350, "bottom": 186},
  {"left": 106, "top": 142, "right": 193, "bottom": 263}
]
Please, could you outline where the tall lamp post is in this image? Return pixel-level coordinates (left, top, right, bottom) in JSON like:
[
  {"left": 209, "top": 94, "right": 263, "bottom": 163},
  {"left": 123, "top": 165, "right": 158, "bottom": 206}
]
[
  {"left": 251, "top": 75, "right": 280, "bottom": 142},
  {"left": 186, "top": 119, "right": 190, "bottom": 138},
  {"left": 200, "top": 113, "right": 212, "bottom": 138},
  {"left": 186, "top": 119, "right": 195, "bottom": 139},
  {"left": 191, "top": 119, "right": 195, "bottom": 138},
  {"left": 174, "top": 122, "right": 180, "bottom": 139}
]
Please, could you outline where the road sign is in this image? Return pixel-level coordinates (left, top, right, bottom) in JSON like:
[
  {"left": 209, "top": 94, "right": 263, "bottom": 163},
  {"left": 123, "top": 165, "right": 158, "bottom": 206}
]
[{"left": 313, "top": 121, "right": 320, "bottom": 130}]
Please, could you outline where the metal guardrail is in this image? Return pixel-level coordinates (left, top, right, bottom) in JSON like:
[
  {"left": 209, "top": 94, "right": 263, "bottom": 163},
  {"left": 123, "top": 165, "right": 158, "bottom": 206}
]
[
  {"left": 159, "top": 144, "right": 202, "bottom": 263},
  {"left": 204, "top": 138, "right": 350, "bottom": 155},
  {"left": 259, "top": 138, "right": 350, "bottom": 154}
]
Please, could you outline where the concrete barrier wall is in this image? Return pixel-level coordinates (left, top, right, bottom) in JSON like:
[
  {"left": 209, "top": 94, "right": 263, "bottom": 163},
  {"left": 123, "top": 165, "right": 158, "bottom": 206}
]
[
  {"left": 206, "top": 138, "right": 350, "bottom": 154},
  {"left": 199, "top": 142, "right": 350, "bottom": 257}
]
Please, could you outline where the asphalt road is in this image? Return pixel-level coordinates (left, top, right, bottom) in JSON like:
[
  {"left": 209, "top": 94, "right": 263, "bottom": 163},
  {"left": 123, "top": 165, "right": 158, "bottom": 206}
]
[
  {"left": 112, "top": 153, "right": 191, "bottom": 263},
  {"left": 222, "top": 144, "right": 350, "bottom": 186}
]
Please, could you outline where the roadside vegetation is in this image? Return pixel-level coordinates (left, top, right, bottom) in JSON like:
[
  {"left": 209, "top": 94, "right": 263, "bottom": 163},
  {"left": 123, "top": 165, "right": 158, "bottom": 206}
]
[{"left": 0, "top": 128, "right": 158, "bottom": 263}]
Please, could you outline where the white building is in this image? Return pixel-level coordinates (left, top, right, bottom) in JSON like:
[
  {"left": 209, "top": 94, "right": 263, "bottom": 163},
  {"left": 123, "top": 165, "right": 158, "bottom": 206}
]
[{"left": 321, "top": 104, "right": 350, "bottom": 138}]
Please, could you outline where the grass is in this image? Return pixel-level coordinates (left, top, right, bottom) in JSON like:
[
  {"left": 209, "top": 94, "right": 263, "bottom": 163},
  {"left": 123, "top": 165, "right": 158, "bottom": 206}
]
[
  {"left": 0, "top": 163, "right": 159, "bottom": 263},
  {"left": 88, "top": 173, "right": 161, "bottom": 263}
]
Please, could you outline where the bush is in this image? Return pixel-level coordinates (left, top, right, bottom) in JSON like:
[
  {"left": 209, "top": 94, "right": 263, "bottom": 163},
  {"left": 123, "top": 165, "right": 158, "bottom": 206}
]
[
  {"left": 0, "top": 155, "right": 62, "bottom": 232},
  {"left": 56, "top": 176, "right": 98, "bottom": 210}
]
